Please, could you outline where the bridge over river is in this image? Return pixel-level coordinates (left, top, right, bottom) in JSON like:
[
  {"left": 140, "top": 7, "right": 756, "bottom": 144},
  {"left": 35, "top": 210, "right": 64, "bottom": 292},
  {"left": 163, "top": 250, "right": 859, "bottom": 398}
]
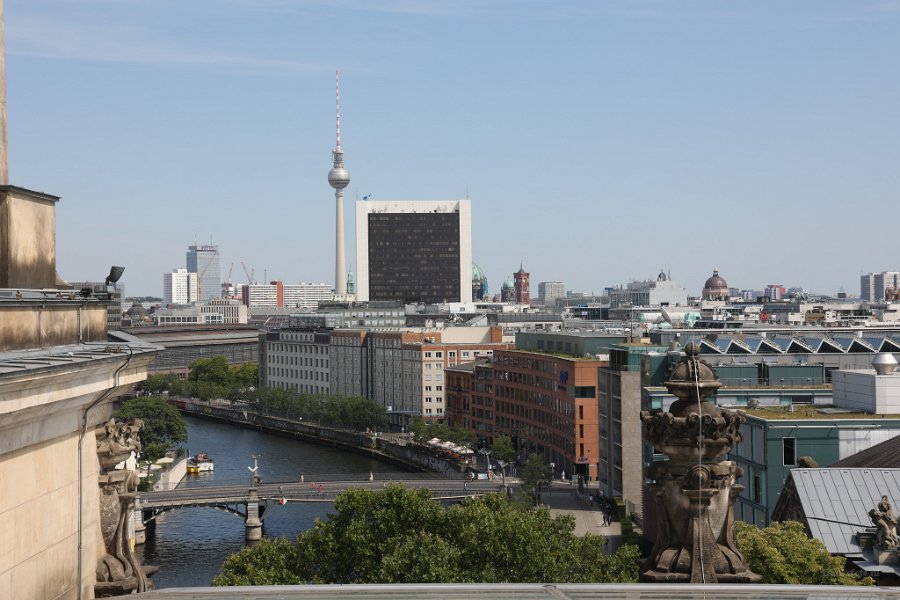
[{"left": 137, "top": 477, "right": 510, "bottom": 541}]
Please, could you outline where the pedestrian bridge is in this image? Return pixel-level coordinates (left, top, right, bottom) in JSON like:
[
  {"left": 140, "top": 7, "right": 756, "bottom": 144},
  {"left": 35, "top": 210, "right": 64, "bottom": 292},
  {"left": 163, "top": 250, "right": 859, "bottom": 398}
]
[{"left": 136, "top": 478, "right": 507, "bottom": 541}]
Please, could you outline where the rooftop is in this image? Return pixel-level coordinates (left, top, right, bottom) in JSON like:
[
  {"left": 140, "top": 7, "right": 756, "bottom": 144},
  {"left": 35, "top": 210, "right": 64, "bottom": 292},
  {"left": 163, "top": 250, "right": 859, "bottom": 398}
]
[
  {"left": 742, "top": 404, "right": 900, "bottom": 421},
  {"left": 113, "top": 584, "right": 900, "bottom": 599}
]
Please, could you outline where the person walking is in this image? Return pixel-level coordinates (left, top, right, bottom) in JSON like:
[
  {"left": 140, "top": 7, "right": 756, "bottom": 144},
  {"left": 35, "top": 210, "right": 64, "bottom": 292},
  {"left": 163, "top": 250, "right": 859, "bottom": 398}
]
[{"left": 588, "top": 493, "right": 594, "bottom": 507}]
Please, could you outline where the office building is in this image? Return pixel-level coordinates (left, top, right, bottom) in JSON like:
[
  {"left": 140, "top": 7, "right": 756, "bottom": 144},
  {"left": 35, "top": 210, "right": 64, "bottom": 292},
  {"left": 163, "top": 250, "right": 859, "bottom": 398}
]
[
  {"left": 537, "top": 281, "right": 565, "bottom": 306},
  {"left": 186, "top": 244, "right": 221, "bottom": 302},
  {"left": 163, "top": 268, "right": 198, "bottom": 305},
  {"left": 355, "top": 199, "right": 472, "bottom": 304}
]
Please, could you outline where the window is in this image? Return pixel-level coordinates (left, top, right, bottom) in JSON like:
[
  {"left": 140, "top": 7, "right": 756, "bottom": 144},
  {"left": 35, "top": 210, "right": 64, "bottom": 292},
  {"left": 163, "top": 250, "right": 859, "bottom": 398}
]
[
  {"left": 579, "top": 405, "right": 584, "bottom": 419},
  {"left": 753, "top": 473, "right": 761, "bottom": 503},
  {"left": 426, "top": 397, "right": 432, "bottom": 403},
  {"left": 579, "top": 424, "right": 584, "bottom": 438},
  {"left": 425, "top": 386, "right": 432, "bottom": 391},
  {"left": 783, "top": 437, "right": 796, "bottom": 466},
  {"left": 436, "top": 385, "right": 442, "bottom": 391}
]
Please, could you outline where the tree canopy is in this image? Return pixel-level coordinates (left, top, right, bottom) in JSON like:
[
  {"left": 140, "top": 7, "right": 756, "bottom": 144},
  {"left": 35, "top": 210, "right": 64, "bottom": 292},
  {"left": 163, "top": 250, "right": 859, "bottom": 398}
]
[
  {"left": 490, "top": 435, "right": 516, "bottom": 463},
  {"left": 409, "top": 417, "right": 474, "bottom": 447},
  {"left": 214, "top": 486, "right": 639, "bottom": 586},
  {"left": 113, "top": 396, "right": 187, "bottom": 461},
  {"left": 735, "top": 520, "right": 873, "bottom": 586}
]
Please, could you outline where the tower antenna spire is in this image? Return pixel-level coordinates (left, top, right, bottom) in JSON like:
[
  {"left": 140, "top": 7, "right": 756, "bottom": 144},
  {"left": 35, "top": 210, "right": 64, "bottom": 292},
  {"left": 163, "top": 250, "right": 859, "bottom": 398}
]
[
  {"left": 328, "top": 70, "right": 350, "bottom": 298},
  {"left": 335, "top": 70, "right": 342, "bottom": 151}
]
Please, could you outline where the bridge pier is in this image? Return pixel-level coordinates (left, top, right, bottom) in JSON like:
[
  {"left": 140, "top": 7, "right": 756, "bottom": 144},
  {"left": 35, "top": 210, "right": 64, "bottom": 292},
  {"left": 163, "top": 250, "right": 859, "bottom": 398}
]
[{"left": 245, "top": 488, "right": 263, "bottom": 542}]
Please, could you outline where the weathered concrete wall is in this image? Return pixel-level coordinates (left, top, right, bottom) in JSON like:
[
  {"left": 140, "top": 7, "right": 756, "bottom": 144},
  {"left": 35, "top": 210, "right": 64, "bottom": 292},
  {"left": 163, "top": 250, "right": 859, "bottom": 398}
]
[
  {"left": 0, "top": 186, "right": 60, "bottom": 289},
  {"left": 0, "top": 352, "right": 157, "bottom": 599},
  {"left": 0, "top": 302, "right": 107, "bottom": 351},
  {"left": 154, "top": 457, "right": 187, "bottom": 491},
  {"left": 0, "top": 429, "right": 101, "bottom": 600}
]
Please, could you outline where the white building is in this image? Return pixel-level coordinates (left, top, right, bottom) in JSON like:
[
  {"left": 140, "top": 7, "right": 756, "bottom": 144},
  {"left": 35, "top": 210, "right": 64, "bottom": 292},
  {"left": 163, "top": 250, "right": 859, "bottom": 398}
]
[
  {"left": 355, "top": 199, "right": 472, "bottom": 304},
  {"left": 163, "top": 268, "right": 198, "bottom": 305},
  {"left": 240, "top": 281, "right": 333, "bottom": 308},
  {"left": 284, "top": 283, "right": 333, "bottom": 308},
  {"left": 608, "top": 271, "right": 689, "bottom": 308}
]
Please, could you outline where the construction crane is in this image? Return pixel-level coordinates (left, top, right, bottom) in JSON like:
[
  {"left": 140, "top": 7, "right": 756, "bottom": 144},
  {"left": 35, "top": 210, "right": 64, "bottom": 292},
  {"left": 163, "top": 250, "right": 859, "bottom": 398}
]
[
  {"left": 222, "top": 262, "right": 235, "bottom": 298},
  {"left": 241, "top": 261, "right": 254, "bottom": 285}
]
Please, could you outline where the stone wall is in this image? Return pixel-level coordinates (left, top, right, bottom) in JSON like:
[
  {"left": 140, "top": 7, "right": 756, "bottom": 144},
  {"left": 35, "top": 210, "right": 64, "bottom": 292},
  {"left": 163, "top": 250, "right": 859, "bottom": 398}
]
[{"left": 0, "top": 430, "right": 101, "bottom": 599}]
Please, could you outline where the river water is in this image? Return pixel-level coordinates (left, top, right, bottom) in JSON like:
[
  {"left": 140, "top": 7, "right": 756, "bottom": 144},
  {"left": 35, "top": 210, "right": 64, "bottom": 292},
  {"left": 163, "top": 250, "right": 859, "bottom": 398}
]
[{"left": 136, "top": 415, "right": 405, "bottom": 588}]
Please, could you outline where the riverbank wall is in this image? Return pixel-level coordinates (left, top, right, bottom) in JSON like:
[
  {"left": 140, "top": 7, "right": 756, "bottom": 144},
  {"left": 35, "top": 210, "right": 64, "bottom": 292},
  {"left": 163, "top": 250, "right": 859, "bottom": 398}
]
[{"left": 172, "top": 398, "right": 468, "bottom": 478}]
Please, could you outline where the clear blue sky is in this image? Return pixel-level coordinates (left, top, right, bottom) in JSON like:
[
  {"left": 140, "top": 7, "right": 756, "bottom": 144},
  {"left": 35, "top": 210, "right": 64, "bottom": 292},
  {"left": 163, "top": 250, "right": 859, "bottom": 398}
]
[{"left": 7, "top": 1, "right": 900, "bottom": 298}]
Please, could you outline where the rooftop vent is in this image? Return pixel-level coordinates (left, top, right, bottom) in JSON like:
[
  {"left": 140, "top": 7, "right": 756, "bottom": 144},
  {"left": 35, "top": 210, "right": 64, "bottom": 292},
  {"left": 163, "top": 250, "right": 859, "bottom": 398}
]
[{"left": 872, "top": 353, "right": 899, "bottom": 375}]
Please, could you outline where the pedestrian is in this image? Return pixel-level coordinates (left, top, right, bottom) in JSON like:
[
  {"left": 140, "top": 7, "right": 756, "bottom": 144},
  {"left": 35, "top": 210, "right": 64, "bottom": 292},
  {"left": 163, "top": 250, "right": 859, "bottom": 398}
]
[
  {"left": 561, "top": 469, "right": 566, "bottom": 482},
  {"left": 369, "top": 471, "right": 374, "bottom": 481},
  {"left": 464, "top": 481, "right": 468, "bottom": 492},
  {"left": 588, "top": 493, "right": 594, "bottom": 507},
  {"left": 300, "top": 473, "right": 304, "bottom": 483}
]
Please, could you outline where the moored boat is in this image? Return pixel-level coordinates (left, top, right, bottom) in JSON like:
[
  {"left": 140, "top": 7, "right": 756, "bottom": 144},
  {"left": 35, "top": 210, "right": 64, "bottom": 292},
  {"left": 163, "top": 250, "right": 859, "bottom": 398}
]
[{"left": 186, "top": 452, "right": 214, "bottom": 474}]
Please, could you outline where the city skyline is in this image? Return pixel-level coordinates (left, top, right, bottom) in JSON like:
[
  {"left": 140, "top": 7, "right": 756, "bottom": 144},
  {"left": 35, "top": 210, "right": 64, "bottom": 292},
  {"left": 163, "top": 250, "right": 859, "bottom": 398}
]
[{"left": 6, "top": 1, "right": 899, "bottom": 297}]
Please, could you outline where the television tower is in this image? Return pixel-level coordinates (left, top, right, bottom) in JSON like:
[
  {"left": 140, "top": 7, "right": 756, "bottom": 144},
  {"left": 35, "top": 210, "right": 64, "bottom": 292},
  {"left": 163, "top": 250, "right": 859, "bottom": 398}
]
[{"left": 328, "top": 70, "right": 350, "bottom": 297}]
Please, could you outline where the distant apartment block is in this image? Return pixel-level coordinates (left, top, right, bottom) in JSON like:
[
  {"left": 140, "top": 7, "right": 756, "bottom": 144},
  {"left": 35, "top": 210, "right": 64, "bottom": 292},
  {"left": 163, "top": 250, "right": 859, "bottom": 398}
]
[
  {"left": 862, "top": 271, "right": 900, "bottom": 302},
  {"left": 241, "top": 280, "right": 333, "bottom": 308},
  {"left": 355, "top": 199, "right": 472, "bottom": 304},
  {"left": 163, "top": 268, "right": 198, "bottom": 305}
]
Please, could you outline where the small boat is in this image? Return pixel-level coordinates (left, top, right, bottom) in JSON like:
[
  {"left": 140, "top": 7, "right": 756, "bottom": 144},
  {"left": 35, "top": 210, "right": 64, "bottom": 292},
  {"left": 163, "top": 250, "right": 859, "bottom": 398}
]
[{"left": 186, "top": 453, "right": 214, "bottom": 474}]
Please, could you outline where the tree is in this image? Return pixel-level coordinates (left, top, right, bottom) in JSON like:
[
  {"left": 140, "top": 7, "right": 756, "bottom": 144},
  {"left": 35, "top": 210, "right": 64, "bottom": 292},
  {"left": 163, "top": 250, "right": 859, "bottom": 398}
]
[
  {"left": 188, "top": 356, "right": 230, "bottom": 386},
  {"left": 213, "top": 486, "right": 639, "bottom": 586},
  {"left": 735, "top": 521, "right": 873, "bottom": 585},
  {"left": 113, "top": 397, "right": 188, "bottom": 461},
  {"left": 491, "top": 435, "right": 516, "bottom": 463},
  {"left": 518, "top": 452, "right": 552, "bottom": 507}
]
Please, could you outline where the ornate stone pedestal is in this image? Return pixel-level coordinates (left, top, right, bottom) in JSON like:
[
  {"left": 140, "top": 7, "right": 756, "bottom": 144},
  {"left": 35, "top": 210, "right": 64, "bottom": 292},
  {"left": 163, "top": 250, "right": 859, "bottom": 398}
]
[{"left": 640, "top": 344, "right": 760, "bottom": 584}]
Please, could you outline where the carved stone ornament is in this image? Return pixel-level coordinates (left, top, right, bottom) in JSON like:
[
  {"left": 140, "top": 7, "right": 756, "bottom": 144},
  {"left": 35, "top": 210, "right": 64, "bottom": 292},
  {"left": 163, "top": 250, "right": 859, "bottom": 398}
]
[
  {"left": 640, "top": 343, "right": 761, "bottom": 583},
  {"left": 869, "top": 495, "right": 900, "bottom": 551},
  {"left": 94, "top": 419, "right": 157, "bottom": 596}
]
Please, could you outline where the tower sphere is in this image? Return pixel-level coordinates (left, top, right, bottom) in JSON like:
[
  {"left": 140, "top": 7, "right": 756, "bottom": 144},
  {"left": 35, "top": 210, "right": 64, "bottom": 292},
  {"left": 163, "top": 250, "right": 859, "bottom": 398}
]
[{"left": 328, "top": 165, "right": 350, "bottom": 189}]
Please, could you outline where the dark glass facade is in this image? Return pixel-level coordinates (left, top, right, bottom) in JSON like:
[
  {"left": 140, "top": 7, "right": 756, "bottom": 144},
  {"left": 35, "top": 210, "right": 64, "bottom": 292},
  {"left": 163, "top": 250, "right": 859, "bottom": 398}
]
[{"left": 367, "top": 212, "right": 461, "bottom": 304}]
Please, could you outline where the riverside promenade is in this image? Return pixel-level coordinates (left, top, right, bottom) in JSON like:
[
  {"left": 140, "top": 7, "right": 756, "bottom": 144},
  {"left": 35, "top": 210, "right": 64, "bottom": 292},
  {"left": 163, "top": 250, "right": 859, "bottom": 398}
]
[{"left": 543, "top": 482, "right": 623, "bottom": 553}]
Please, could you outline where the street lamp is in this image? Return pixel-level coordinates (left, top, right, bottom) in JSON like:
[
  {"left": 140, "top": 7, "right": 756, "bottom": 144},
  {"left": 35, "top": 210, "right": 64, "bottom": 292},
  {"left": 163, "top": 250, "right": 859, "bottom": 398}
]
[
  {"left": 248, "top": 454, "right": 261, "bottom": 488},
  {"left": 479, "top": 448, "right": 491, "bottom": 476}
]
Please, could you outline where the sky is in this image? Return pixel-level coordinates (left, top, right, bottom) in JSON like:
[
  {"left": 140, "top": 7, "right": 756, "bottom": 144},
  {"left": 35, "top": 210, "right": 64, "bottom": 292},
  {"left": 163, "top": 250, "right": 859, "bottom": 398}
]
[{"left": 6, "top": 0, "right": 900, "bottom": 298}]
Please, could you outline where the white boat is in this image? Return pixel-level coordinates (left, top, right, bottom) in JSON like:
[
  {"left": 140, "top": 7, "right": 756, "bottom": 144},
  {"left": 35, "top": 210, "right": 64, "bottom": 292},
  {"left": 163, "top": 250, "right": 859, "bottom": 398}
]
[{"left": 186, "top": 453, "right": 214, "bottom": 474}]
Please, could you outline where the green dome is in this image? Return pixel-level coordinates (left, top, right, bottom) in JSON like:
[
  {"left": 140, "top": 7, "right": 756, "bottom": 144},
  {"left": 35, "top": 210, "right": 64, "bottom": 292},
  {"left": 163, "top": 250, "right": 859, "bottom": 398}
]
[
  {"left": 472, "top": 262, "right": 486, "bottom": 282},
  {"left": 502, "top": 277, "right": 514, "bottom": 289}
]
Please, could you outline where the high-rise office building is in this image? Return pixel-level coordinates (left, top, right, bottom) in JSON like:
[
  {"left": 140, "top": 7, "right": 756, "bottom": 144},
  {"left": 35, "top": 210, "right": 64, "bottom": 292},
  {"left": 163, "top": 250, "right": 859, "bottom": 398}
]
[
  {"left": 186, "top": 244, "right": 220, "bottom": 302},
  {"left": 163, "top": 268, "right": 198, "bottom": 305},
  {"left": 355, "top": 199, "right": 472, "bottom": 304}
]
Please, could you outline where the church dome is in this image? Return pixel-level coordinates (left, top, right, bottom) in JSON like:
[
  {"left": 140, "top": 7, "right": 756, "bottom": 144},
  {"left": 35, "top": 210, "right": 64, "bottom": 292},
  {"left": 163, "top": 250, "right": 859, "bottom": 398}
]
[
  {"left": 502, "top": 277, "right": 514, "bottom": 290},
  {"left": 472, "top": 262, "right": 486, "bottom": 282},
  {"left": 703, "top": 268, "right": 729, "bottom": 300},
  {"left": 126, "top": 302, "right": 148, "bottom": 318}
]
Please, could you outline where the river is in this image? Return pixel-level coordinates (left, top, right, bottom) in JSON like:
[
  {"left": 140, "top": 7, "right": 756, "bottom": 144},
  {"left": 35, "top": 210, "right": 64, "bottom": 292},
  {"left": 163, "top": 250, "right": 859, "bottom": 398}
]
[{"left": 136, "top": 415, "right": 407, "bottom": 588}]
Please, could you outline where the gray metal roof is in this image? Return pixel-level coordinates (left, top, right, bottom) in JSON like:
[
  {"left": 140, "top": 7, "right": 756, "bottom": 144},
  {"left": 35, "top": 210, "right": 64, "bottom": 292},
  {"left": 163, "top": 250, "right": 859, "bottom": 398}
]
[{"left": 791, "top": 468, "right": 900, "bottom": 555}]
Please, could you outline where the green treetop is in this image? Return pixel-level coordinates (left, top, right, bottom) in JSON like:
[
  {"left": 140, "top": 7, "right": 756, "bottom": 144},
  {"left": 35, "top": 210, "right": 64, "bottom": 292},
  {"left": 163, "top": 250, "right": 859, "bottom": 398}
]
[{"left": 214, "top": 486, "right": 639, "bottom": 586}]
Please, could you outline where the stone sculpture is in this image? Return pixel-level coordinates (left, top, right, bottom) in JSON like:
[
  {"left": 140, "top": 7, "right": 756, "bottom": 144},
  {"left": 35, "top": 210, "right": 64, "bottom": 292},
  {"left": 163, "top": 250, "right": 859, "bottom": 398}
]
[
  {"left": 94, "top": 418, "right": 156, "bottom": 596},
  {"left": 870, "top": 495, "right": 899, "bottom": 550},
  {"left": 640, "top": 343, "right": 760, "bottom": 583}
]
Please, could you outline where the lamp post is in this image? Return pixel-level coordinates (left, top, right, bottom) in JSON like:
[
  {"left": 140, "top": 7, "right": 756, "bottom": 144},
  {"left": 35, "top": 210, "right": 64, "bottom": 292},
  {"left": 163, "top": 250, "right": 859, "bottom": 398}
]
[
  {"left": 248, "top": 454, "right": 260, "bottom": 488},
  {"left": 479, "top": 448, "right": 491, "bottom": 477}
]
